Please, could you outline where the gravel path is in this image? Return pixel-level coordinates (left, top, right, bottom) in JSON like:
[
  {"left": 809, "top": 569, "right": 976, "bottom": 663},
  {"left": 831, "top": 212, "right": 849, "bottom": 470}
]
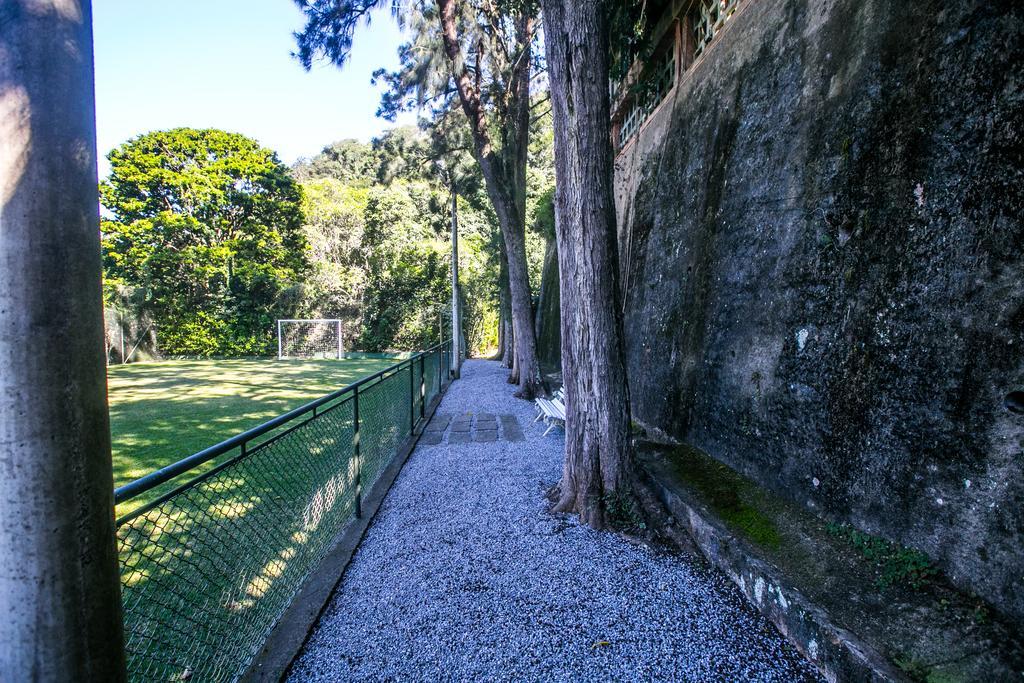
[{"left": 288, "top": 360, "right": 822, "bottom": 682}]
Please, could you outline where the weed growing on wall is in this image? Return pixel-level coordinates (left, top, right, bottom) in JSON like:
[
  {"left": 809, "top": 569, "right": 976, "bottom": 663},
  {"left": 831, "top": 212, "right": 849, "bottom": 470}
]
[{"left": 826, "top": 523, "right": 937, "bottom": 590}]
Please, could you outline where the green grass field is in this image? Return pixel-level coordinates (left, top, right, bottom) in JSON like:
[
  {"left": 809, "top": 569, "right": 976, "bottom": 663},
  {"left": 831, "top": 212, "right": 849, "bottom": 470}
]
[
  {"left": 110, "top": 353, "right": 447, "bottom": 680},
  {"left": 107, "top": 357, "right": 399, "bottom": 490}
]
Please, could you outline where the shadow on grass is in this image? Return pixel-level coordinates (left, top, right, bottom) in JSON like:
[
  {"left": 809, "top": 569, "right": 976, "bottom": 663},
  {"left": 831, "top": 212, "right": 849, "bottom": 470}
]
[{"left": 109, "top": 358, "right": 399, "bottom": 511}]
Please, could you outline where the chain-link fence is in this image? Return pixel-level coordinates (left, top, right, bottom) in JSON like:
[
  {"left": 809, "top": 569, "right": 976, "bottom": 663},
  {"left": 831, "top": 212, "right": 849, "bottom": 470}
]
[{"left": 114, "top": 343, "right": 451, "bottom": 682}]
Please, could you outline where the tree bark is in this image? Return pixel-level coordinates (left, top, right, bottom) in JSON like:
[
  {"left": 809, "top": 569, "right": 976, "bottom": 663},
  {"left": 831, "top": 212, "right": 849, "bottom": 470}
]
[
  {"left": 498, "top": 247, "right": 514, "bottom": 368},
  {"left": 500, "top": 315, "right": 514, "bottom": 368},
  {"left": 436, "top": 0, "right": 542, "bottom": 398},
  {"left": 542, "top": 0, "right": 635, "bottom": 528},
  {"left": 0, "top": 2, "right": 127, "bottom": 678}
]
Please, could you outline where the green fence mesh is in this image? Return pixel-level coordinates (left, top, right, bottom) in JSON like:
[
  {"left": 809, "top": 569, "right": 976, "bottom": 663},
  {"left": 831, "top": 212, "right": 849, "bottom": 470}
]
[{"left": 115, "top": 345, "right": 450, "bottom": 682}]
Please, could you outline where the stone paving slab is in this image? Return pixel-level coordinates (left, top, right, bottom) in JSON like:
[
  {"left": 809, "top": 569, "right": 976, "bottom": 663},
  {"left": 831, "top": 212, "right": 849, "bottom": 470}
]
[
  {"left": 418, "top": 431, "right": 443, "bottom": 445},
  {"left": 500, "top": 414, "right": 525, "bottom": 442},
  {"left": 425, "top": 414, "right": 451, "bottom": 432},
  {"left": 422, "top": 412, "right": 527, "bottom": 446}
]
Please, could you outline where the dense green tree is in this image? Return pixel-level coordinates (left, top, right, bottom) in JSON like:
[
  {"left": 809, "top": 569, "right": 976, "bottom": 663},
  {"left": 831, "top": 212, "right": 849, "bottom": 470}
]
[
  {"left": 291, "top": 178, "right": 369, "bottom": 342},
  {"left": 372, "top": 125, "right": 434, "bottom": 183},
  {"left": 293, "top": 172, "right": 457, "bottom": 352},
  {"left": 291, "top": 118, "right": 508, "bottom": 356},
  {"left": 292, "top": 126, "right": 435, "bottom": 185},
  {"left": 101, "top": 128, "right": 307, "bottom": 356},
  {"left": 293, "top": 0, "right": 546, "bottom": 398},
  {"left": 291, "top": 138, "right": 379, "bottom": 184},
  {"left": 358, "top": 181, "right": 451, "bottom": 350}
]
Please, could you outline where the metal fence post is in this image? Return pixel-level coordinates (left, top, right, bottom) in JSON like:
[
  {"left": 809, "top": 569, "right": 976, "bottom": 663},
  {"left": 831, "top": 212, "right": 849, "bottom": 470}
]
[
  {"left": 353, "top": 385, "right": 362, "bottom": 519},
  {"left": 420, "top": 355, "right": 426, "bottom": 420},
  {"left": 409, "top": 360, "right": 415, "bottom": 433}
]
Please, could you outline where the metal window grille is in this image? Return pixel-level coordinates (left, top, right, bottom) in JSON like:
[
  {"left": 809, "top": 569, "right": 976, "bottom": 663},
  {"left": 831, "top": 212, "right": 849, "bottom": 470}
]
[
  {"left": 619, "top": 49, "right": 677, "bottom": 147},
  {"left": 114, "top": 343, "right": 452, "bottom": 682},
  {"left": 693, "top": 0, "right": 740, "bottom": 59}
]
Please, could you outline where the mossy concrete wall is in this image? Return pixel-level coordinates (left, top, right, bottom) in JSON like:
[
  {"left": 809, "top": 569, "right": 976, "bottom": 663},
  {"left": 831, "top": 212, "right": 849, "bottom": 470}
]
[{"left": 613, "top": 0, "right": 1023, "bottom": 620}]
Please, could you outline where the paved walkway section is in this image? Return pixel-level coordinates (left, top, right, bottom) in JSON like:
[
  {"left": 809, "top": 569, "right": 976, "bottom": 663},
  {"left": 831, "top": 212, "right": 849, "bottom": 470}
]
[
  {"left": 288, "top": 360, "right": 821, "bottom": 682},
  {"left": 419, "top": 411, "right": 527, "bottom": 445}
]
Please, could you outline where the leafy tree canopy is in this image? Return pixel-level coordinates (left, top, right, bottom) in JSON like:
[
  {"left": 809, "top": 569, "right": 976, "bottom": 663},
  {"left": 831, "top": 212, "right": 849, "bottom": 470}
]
[
  {"left": 291, "top": 138, "right": 380, "bottom": 185},
  {"left": 292, "top": 125, "right": 436, "bottom": 186},
  {"left": 608, "top": 1, "right": 677, "bottom": 86},
  {"left": 101, "top": 128, "right": 308, "bottom": 356},
  {"left": 294, "top": 0, "right": 550, "bottom": 395}
]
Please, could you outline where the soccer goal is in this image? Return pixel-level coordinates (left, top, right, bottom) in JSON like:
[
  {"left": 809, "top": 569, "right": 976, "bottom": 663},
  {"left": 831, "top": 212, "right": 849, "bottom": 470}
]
[{"left": 277, "top": 319, "right": 343, "bottom": 359}]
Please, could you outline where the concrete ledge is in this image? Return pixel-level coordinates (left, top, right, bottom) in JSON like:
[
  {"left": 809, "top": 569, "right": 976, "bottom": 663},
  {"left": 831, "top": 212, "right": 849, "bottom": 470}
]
[
  {"left": 242, "top": 381, "right": 452, "bottom": 683},
  {"left": 645, "top": 464, "right": 901, "bottom": 682},
  {"left": 641, "top": 448, "right": 905, "bottom": 682},
  {"left": 640, "top": 442, "right": 1024, "bottom": 682}
]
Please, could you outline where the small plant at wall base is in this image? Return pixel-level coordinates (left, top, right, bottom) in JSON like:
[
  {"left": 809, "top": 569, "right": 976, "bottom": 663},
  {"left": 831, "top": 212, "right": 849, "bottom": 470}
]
[
  {"left": 826, "top": 523, "right": 938, "bottom": 590},
  {"left": 603, "top": 491, "right": 647, "bottom": 533},
  {"left": 893, "top": 655, "right": 931, "bottom": 682}
]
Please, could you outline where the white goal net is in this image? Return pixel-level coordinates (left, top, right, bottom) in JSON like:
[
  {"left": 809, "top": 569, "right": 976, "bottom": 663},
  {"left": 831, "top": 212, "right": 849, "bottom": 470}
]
[{"left": 277, "top": 319, "right": 343, "bottom": 359}]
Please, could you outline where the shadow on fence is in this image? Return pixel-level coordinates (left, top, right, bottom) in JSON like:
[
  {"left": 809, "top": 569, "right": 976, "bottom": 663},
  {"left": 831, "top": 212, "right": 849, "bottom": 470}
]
[{"left": 114, "top": 343, "right": 451, "bottom": 682}]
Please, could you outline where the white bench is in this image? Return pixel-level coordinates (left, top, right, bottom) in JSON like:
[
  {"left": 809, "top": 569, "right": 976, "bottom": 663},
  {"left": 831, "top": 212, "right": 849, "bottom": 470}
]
[
  {"left": 534, "top": 391, "right": 566, "bottom": 436},
  {"left": 534, "top": 388, "right": 563, "bottom": 421}
]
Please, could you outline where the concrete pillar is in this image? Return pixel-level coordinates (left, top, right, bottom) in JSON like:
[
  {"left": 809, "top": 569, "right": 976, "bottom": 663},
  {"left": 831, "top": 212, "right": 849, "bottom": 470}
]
[{"left": 0, "top": 1, "right": 126, "bottom": 680}]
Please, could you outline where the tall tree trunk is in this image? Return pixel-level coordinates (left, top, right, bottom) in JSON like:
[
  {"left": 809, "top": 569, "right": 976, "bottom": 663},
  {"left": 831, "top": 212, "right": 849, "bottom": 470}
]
[
  {"left": 501, "top": 314, "right": 514, "bottom": 368},
  {"left": 497, "top": 309, "right": 507, "bottom": 362},
  {"left": 0, "top": 2, "right": 127, "bottom": 677},
  {"left": 510, "top": 336, "right": 521, "bottom": 384},
  {"left": 542, "top": 0, "right": 634, "bottom": 528},
  {"left": 498, "top": 247, "right": 514, "bottom": 368},
  {"left": 496, "top": 283, "right": 505, "bottom": 359},
  {"left": 436, "top": 0, "right": 542, "bottom": 398}
]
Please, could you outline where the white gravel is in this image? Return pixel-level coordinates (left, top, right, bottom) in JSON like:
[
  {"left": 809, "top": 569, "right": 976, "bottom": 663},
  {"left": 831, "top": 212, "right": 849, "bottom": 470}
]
[{"left": 288, "top": 360, "right": 822, "bottom": 682}]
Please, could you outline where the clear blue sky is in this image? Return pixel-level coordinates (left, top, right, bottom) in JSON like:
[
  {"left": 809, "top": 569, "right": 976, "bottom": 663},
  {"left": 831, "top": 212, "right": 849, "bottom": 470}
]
[{"left": 93, "top": 0, "right": 413, "bottom": 177}]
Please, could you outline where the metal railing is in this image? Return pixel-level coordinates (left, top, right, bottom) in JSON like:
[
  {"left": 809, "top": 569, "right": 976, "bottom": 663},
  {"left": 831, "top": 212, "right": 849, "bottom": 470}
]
[{"left": 114, "top": 343, "right": 452, "bottom": 682}]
